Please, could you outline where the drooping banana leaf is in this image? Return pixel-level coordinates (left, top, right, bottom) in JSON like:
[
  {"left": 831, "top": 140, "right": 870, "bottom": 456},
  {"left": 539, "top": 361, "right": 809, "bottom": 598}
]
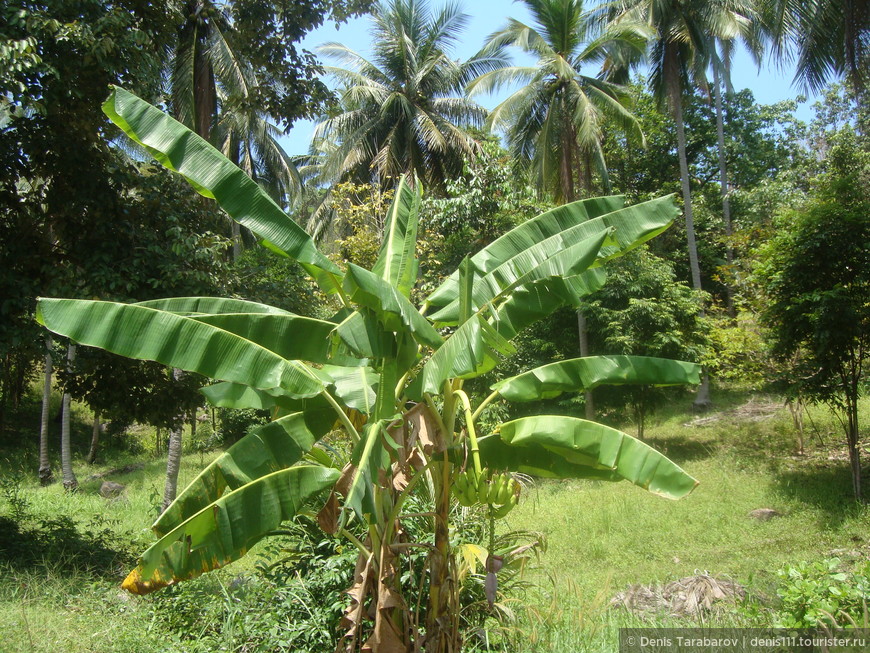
[
  {"left": 201, "top": 382, "right": 300, "bottom": 411},
  {"left": 371, "top": 175, "right": 421, "bottom": 297},
  {"left": 102, "top": 87, "right": 343, "bottom": 294},
  {"left": 332, "top": 309, "right": 397, "bottom": 360},
  {"left": 425, "top": 195, "right": 625, "bottom": 307},
  {"left": 490, "top": 270, "right": 607, "bottom": 340},
  {"left": 416, "top": 315, "right": 516, "bottom": 396},
  {"left": 36, "top": 299, "right": 323, "bottom": 398},
  {"left": 135, "top": 297, "right": 292, "bottom": 316},
  {"left": 429, "top": 228, "right": 613, "bottom": 325},
  {"left": 481, "top": 416, "right": 698, "bottom": 499},
  {"left": 342, "top": 421, "right": 388, "bottom": 521},
  {"left": 123, "top": 465, "right": 339, "bottom": 594},
  {"left": 155, "top": 412, "right": 331, "bottom": 535},
  {"left": 190, "top": 313, "right": 363, "bottom": 366},
  {"left": 343, "top": 263, "right": 443, "bottom": 349},
  {"left": 318, "top": 364, "right": 379, "bottom": 414},
  {"left": 200, "top": 383, "right": 336, "bottom": 428},
  {"left": 492, "top": 355, "right": 702, "bottom": 402}
]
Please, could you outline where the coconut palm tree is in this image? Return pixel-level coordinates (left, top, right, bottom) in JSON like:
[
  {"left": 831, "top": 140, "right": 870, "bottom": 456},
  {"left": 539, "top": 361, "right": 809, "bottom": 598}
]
[
  {"left": 468, "top": 0, "right": 650, "bottom": 202},
  {"left": 608, "top": 0, "right": 753, "bottom": 408},
  {"left": 169, "top": 1, "right": 301, "bottom": 258},
  {"left": 760, "top": 0, "right": 870, "bottom": 92},
  {"left": 310, "top": 0, "right": 507, "bottom": 191}
]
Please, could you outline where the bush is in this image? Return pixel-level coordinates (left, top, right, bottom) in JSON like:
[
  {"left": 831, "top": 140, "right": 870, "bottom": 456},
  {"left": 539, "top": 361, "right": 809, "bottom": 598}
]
[{"left": 774, "top": 558, "right": 870, "bottom": 628}]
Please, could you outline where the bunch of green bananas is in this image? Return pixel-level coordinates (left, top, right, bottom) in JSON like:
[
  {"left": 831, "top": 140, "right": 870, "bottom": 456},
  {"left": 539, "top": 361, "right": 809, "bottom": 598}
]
[{"left": 452, "top": 467, "right": 520, "bottom": 517}]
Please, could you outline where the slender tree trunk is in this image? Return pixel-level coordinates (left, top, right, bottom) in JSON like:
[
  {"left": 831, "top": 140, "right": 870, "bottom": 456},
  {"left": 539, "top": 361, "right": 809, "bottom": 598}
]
[
  {"left": 577, "top": 310, "right": 594, "bottom": 420},
  {"left": 162, "top": 424, "right": 183, "bottom": 512},
  {"left": 161, "top": 369, "right": 186, "bottom": 513},
  {"left": 713, "top": 63, "right": 736, "bottom": 319},
  {"left": 846, "top": 389, "right": 862, "bottom": 500},
  {"left": 38, "top": 335, "right": 54, "bottom": 485},
  {"left": 86, "top": 411, "right": 101, "bottom": 464},
  {"left": 674, "top": 98, "right": 712, "bottom": 409},
  {"left": 674, "top": 98, "right": 703, "bottom": 294},
  {"left": 60, "top": 343, "right": 77, "bottom": 491}
]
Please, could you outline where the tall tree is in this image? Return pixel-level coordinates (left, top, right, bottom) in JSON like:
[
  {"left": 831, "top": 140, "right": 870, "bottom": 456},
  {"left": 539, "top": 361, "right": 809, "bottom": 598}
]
[
  {"left": 762, "top": 0, "right": 870, "bottom": 92},
  {"left": 310, "top": 0, "right": 506, "bottom": 190},
  {"left": 38, "top": 335, "right": 54, "bottom": 485},
  {"left": 756, "top": 130, "right": 869, "bottom": 499},
  {"left": 60, "top": 343, "right": 77, "bottom": 491},
  {"left": 610, "top": 0, "right": 752, "bottom": 407},
  {"left": 469, "top": 0, "right": 649, "bottom": 201}
]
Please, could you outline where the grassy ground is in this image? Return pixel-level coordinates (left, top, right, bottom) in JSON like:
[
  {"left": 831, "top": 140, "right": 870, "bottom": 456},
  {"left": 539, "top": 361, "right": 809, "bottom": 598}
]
[{"left": 1, "top": 390, "right": 868, "bottom": 652}]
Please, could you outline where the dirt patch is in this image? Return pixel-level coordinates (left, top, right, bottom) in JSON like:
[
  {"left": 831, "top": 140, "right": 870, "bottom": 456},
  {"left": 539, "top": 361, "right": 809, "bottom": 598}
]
[
  {"left": 612, "top": 574, "right": 746, "bottom": 618},
  {"left": 683, "top": 398, "right": 781, "bottom": 428}
]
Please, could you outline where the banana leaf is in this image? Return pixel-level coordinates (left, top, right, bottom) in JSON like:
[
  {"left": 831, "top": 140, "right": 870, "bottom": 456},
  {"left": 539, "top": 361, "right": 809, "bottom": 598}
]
[
  {"left": 36, "top": 299, "right": 323, "bottom": 398},
  {"left": 481, "top": 416, "right": 698, "bottom": 499},
  {"left": 491, "top": 270, "right": 607, "bottom": 339},
  {"left": 135, "top": 297, "right": 292, "bottom": 315},
  {"left": 492, "top": 355, "right": 702, "bottom": 402},
  {"left": 155, "top": 412, "right": 330, "bottom": 535},
  {"left": 429, "top": 228, "right": 613, "bottom": 325},
  {"left": 319, "top": 364, "right": 379, "bottom": 414},
  {"left": 123, "top": 465, "right": 339, "bottom": 594},
  {"left": 425, "top": 195, "right": 625, "bottom": 307},
  {"left": 343, "top": 264, "right": 443, "bottom": 349},
  {"left": 190, "top": 313, "right": 362, "bottom": 366},
  {"left": 102, "top": 87, "right": 343, "bottom": 294},
  {"left": 417, "top": 315, "right": 515, "bottom": 395},
  {"left": 200, "top": 383, "right": 336, "bottom": 428},
  {"left": 371, "top": 175, "right": 421, "bottom": 297}
]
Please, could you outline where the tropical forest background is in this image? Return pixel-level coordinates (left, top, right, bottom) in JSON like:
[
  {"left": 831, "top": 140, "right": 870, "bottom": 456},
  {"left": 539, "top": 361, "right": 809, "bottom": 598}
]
[{"left": 0, "top": 0, "right": 868, "bottom": 651}]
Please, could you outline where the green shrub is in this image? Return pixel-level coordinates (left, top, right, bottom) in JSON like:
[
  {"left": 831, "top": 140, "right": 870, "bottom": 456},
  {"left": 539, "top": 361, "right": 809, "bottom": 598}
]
[{"left": 774, "top": 558, "right": 870, "bottom": 628}]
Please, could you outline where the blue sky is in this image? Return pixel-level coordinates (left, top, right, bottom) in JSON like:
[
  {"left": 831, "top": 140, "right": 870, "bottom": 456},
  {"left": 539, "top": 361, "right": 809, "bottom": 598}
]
[{"left": 279, "top": 1, "right": 816, "bottom": 156}]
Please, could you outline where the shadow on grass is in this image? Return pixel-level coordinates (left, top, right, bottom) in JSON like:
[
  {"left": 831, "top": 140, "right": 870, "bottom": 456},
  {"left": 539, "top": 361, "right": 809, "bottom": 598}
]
[
  {"left": 0, "top": 514, "right": 133, "bottom": 579},
  {"left": 642, "top": 434, "right": 720, "bottom": 464},
  {"left": 771, "top": 462, "right": 865, "bottom": 529}
]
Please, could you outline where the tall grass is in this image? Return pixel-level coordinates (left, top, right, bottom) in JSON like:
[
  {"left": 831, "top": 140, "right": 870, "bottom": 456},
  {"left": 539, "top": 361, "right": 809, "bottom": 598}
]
[{"left": 0, "top": 392, "right": 867, "bottom": 651}]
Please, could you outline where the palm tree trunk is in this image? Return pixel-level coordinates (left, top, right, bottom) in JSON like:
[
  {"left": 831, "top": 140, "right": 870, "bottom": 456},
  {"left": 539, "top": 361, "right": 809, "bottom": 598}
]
[
  {"left": 674, "top": 96, "right": 712, "bottom": 409},
  {"left": 162, "top": 423, "right": 184, "bottom": 512},
  {"left": 61, "top": 343, "right": 77, "bottom": 491},
  {"left": 86, "top": 411, "right": 101, "bottom": 464},
  {"left": 161, "top": 369, "right": 185, "bottom": 513},
  {"left": 673, "top": 97, "right": 703, "bottom": 294},
  {"left": 38, "top": 334, "right": 54, "bottom": 485},
  {"left": 713, "top": 62, "right": 735, "bottom": 319}
]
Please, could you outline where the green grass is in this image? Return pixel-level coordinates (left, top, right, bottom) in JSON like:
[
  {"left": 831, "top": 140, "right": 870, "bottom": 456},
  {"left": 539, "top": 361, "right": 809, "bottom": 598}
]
[{"left": 1, "top": 391, "right": 868, "bottom": 651}]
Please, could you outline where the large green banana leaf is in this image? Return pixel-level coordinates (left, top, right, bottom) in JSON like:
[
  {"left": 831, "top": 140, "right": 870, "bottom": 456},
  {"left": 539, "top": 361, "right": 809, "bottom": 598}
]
[
  {"left": 425, "top": 195, "right": 625, "bottom": 307},
  {"left": 318, "top": 364, "right": 379, "bottom": 414},
  {"left": 343, "top": 263, "right": 443, "bottom": 349},
  {"left": 332, "top": 310, "right": 396, "bottom": 360},
  {"left": 492, "top": 355, "right": 702, "bottom": 402},
  {"left": 155, "top": 412, "right": 329, "bottom": 535},
  {"left": 371, "top": 175, "right": 421, "bottom": 298},
  {"left": 123, "top": 465, "right": 339, "bottom": 594},
  {"left": 480, "top": 416, "right": 698, "bottom": 499},
  {"left": 491, "top": 270, "right": 607, "bottom": 339},
  {"left": 102, "top": 87, "right": 343, "bottom": 294},
  {"left": 190, "top": 313, "right": 362, "bottom": 366},
  {"left": 36, "top": 299, "right": 323, "bottom": 398},
  {"left": 429, "top": 228, "right": 613, "bottom": 324},
  {"left": 135, "top": 297, "right": 292, "bottom": 315},
  {"left": 416, "top": 315, "right": 516, "bottom": 396},
  {"left": 200, "top": 382, "right": 335, "bottom": 425}
]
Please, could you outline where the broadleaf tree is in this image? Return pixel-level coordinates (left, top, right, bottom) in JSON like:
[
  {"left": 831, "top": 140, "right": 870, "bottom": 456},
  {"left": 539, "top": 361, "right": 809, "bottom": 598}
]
[{"left": 37, "top": 87, "right": 701, "bottom": 652}]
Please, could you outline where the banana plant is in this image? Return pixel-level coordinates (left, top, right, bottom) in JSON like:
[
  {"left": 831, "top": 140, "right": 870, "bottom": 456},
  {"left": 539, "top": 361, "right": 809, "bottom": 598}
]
[{"left": 36, "top": 87, "right": 700, "bottom": 653}]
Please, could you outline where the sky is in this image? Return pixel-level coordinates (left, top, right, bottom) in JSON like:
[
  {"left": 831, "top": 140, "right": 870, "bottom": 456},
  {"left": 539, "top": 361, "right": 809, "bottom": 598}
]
[{"left": 278, "top": 0, "right": 818, "bottom": 156}]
